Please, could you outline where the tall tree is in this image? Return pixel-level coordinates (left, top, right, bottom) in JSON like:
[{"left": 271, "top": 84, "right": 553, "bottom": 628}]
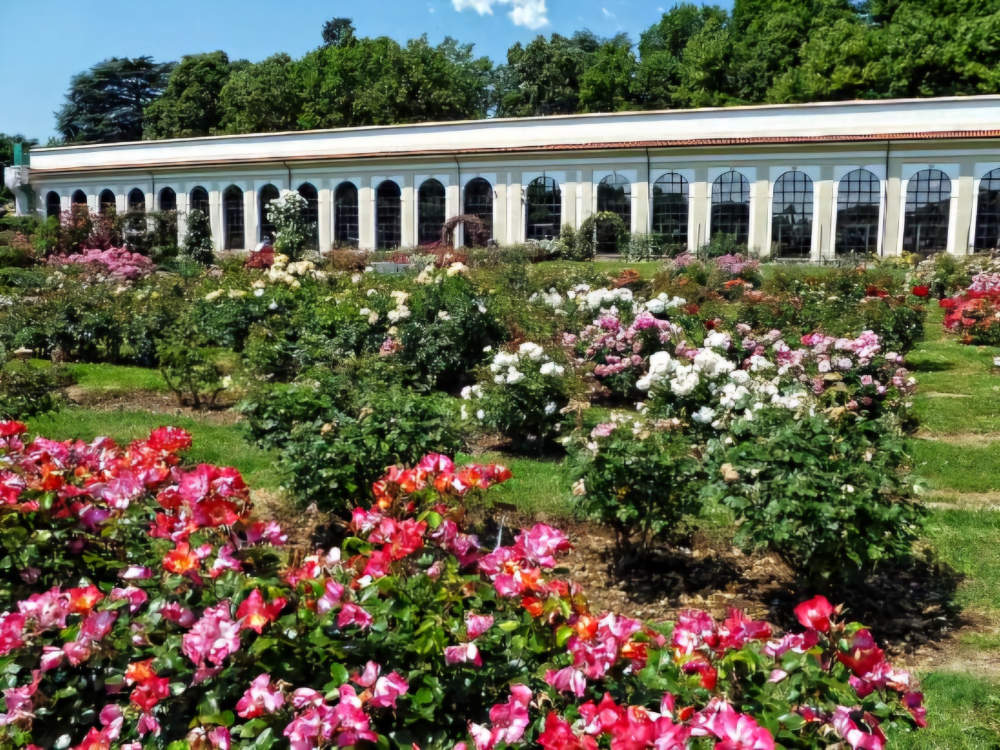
[
  {"left": 144, "top": 52, "right": 238, "bottom": 139},
  {"left": 578, "top": 41, "right": 639, "bottom": 112},
  {"left": 56, "top": 57, "right": 173, "bottom": 143},
  {"left": 218, "top": 54, "right": 302, "bottom": 134},
  {"left": 322, "top": 17, "right": 356, "bottom": 48}
]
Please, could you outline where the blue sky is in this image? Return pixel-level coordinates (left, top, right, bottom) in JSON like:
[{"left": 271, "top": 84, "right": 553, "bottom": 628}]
[{"left": 0, "top": 0, "right": 731, "bottom": 141}]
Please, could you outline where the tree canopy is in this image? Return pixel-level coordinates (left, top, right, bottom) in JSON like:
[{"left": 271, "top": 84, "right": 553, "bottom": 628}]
[{"left": 44, "top": 3, "right": 1000, "bottom": 144}]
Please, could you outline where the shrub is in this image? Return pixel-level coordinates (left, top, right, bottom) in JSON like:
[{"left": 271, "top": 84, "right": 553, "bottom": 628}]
[
  {"left": 47, "top": 246, "right": 155, "bottom": 281},
  {"left": 567, "top": 415, "right": 703, "bottom": 558},
  {"left": 709, "top": 408, "right": 924, "bottom": 584},
  {"left": 576, "top": 211, "right": 629, "bottom": 259},
  {"left": 157, "top": 330, "right": 230, "bottom": 409},
  {"left": 0, "top": 425, "right": 927, "bottom": 748},
  {"left": 183, "top": 208, "right": 214, "bottom": 264},
  {"left": 463, "top": 342, "right": 572, "bottom": 451},
  {"left": 0, "top": 356, "right": 63, "bottom": 418},
  {"left": 266, "top": 192, "right": 314, "bottom": 261}
]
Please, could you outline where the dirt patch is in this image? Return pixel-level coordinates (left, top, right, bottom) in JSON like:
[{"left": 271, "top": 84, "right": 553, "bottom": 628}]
[
  {"left": 913, "top": 431, "right": 1000, "bottom": 444},
  {"left": 65, "top": 386, "right": 242, "bottom": 425},
  {"left": 925, "top": 491, "right": 1000, "bottom": 510}
]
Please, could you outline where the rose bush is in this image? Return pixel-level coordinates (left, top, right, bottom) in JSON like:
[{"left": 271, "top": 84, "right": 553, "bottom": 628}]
[{"left": 0, "top": 423, "right": 926, "bottom": 748}]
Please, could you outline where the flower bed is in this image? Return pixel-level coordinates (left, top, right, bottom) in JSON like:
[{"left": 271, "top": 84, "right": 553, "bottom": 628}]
[
  {"left": 0, "top": 422, "right": 926, "bottom": 748},
  {"left": 47, "top": 247, "right": 155, "bottom": 281}
]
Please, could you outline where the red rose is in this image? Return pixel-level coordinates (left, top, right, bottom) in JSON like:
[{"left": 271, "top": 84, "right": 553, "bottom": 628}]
[{"left": 911, "top": 285, "right": 930, "bottom": 298}]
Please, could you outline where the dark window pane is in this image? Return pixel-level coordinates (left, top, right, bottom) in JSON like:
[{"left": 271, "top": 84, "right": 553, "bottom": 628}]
[
  {"left": 596, "top": 173, "right": 631, "bottom": 253},
  {"left": 652, "top": 172, "right": 689, "bottom": 252},
  {"left": 835, "top": 169, "right": 880, "bottom": 255},
  {"left": 376, "top": 180, "right": 401, "bottom": 250},
  {"left": 128, "top": 189, "right": 145, "bottom": 212},
  {"left": 258, "top": 185, "right": 280, "bottom": 241},
  {"left": 903, "top": 169, "right": 951, "bottom": 255},
  {"left": 418, "top": 179, "right": 446, "bottom": 245},
  {"left": 463, "top": 178, "right": 493, "bottom": 242},
  {"left": 190, "top": 187, "right": 209, "bottom": 214},
  {"left": 46, "top": 191, "right": 61, "bottom": 218},
  {"left": 334, "top": 182, "right": 359, "bottom": 247},
  {"left": 99, "top": 190, "right": 116, "bottom": 215},
  {"left": 525, "top": 176, "right": 561, "bottom": 241},
  {"left": 711, "top": 170, "right": 749, "bottom": 245},
  {"left": 772, "top": 170, "right": 813, "bottom": 258},
  {"left": 297, "top": 183, "right": 319, "bottom": 250},
  {"left": 71, "top": 189, "right": 87, "bottom": 206},
  {"left": 975, "top": 168, "right": 1000, "bottom": 252},
  {"left": 159, "top": 187, "right": 176, "bottom": 212},
  {"left": 224, "top": 186, "right": 244, "bottom": 250}
]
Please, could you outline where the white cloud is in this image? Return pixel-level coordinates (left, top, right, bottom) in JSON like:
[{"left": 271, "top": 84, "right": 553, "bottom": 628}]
[
  {"left": 452, "top": 0, "right": 549, "bottom": 29},
  {"left": 601, "top": 6, "right": 615, "bottom": 18}
]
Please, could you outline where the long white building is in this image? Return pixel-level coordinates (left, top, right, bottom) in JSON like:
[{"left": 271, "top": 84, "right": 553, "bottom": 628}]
[{"left": 6, "top": 95, "right": 1000, "bottom": 257}]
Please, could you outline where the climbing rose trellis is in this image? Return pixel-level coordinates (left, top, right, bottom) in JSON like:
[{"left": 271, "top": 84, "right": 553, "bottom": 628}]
[{"left": 0, "top": 422, "right": 925, "bottom": 748}]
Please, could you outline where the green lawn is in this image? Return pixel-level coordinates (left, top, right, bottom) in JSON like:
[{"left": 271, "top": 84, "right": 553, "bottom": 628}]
[
  {"left": 893, "top": 672, "right": 1000, "bottom": 749},
  {"left": 34, "top": 359, "right": 170, "bottom": 394}
]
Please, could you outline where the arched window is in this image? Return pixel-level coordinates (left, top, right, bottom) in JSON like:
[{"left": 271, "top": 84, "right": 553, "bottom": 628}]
[
  {"left": 189, "top": 186, "right": 210, "bottom": 215},
  {"left": 418, "top": 179, "right": 446, "bottom": 245},
  {"left": 258, "top": 184, "right": 280, "bottom": 241},
  {"left": 376, "top": 180, "right": 402, "bottom": 250},
  {"left": 974, "top": 168, "right": 1000, "bottom": 253},
  {"left": 223, "top": 186, "right": 245, "bottom": 250},
  {"left": 463, "top": 178, "right": 493, "bottom": 241},
  {"left": 525, "top": 176, "right": 561, "bottom": 241},
  {"left": 158, "top": 187, "right": 176, "bottom": 212},
  {"left": 903, "top": 169, "right": 951, "bottom": 255},
  {"left": 334, "top": 182, "right": 359, "bottom": 247},
  {"left": 99, "top": 189, "right": 116, "bottom": 215},
  {"left": 71, "top": 189, "right": 87, "bottom": 207},
  {"left": 771, "top": 170, "right": 813, "bottom": 258},
  {"left": 652, "top": 172, "right": 689, "bottom": 252},
  {"left": 596, "top": 173, "right": 631, "bottom": 253},
  {"left": 128, "top": 188, "right": 146, "bottom": 213},
  {"left": 297, "top": 182, "right": 319, "bottom": 250},
  {"left": 45, "top": 191, "right": 61, "bottom": 218},
  {"left": 835, "top": 169, "right": 880, "bottom": 255},
  {"left": 711, "top": 170, "right": 750, "bottom": 245}
]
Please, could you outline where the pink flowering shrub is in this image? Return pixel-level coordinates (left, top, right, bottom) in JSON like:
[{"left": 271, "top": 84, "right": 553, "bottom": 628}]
[
  {"left": 48, "top": 246, "right": 155, "bottom": 281},
  {"left": 569, "top": 310, "right": 683, "bottom": 399},
  {"left": 0, "top": 423, "right": 925, "bottom": 747}
]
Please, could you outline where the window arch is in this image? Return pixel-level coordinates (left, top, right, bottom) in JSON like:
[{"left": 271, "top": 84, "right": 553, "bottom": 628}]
[
  {"left": 158, "top": 187, "right": 176, "bottom": 212},
  {"left": 127, "top": 188, "right": 146, "bottom": 213},
  {"left": 525, "top": 176, "right": 561, "bottom": 241},
  {"left": 771, "top": 170, "right": 813, "bottom": 258},
  {"left": 297, "top": 182, "right": 319, "bottom": 250},
  {"left": 463, "top": 178, "right": 493, "bottom": 241},
  {"left": 596, "top": 173, "right": 631, "bottom": 253},
  {"left": 418, "top": 179, "right": 446, "bottom": 245},
  {"left": 652, "top": 172, "right": 689, "bottom": 252},
  {"left": 903, "top": 169, "right": 951, "bottom": 255},
  {"left": 71, "top": 189, "right": 87, "bottom": 207},
  {"left": 974, "top": 168, "right": 1000, "bottom": 253},
  {"left": 99, "top": 189, "right": 116, "bottom": 215},
  {"left": 376, "top": 180, "right": 402, "bottom": 250},
  {"left": 258, "top": 184, "right": 280, "bottom": 241},
  {"left": 223, "top": 186, "right": 245, "bottom": 250},
  {"left": 45, "top": 191, "right": 61, "bottom": 218},
  {"left": 334, "top": 182, "right": 359, "bottom": 247},
  {"left": 189, "top": 186, "right": 209, "bottom": 215},
  {"left": 711, "top": 170, "right": 749, "bottom": 245},
  {"left": 835, "top": 169, "right": 880, "bottom": 255}
]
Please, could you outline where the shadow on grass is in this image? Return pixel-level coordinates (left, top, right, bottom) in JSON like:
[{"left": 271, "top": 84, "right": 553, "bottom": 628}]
[{"left": 906, "top": 358, "right": 956, "bottom": 373}]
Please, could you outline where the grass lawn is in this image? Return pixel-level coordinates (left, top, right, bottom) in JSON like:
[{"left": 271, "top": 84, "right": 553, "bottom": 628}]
[{"left": 34, "top": 359, "right": 170, "bottom": 394}]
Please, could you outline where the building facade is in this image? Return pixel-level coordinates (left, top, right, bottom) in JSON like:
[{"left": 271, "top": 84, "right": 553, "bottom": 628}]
[{"left": 6, "top": 95, "right": 1000, "bottom": 257}]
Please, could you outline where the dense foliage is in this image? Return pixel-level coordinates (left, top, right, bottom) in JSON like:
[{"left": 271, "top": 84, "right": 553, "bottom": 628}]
[
  {"left": 0, "top": 424, "right": 926, "bottom": 748},
  {"left": 44, "top": 2, "right": 1000, "bottom": 144}
]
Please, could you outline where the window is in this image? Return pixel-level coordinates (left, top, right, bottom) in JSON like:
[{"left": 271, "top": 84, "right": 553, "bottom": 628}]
[
  {"left": 99, "top": 189, "right": 116, "bottom": 215},
  {"left": 158, "top": 187, "right": 176, "bottom": 212},
  {"left": 71, "top": 189, "right": 87, "bottom": 206},
  {"left": 418, "top": 179, "right": 446, "bottom": 245},
  {"left": 223, "top": 186, "right": 245, "bottom": 250},
  {"left": 189, "top": 187, "right": 209, "bottom": 215},
  {"left": 652, "top": 172, "right": 689, "bottom": 251},
  {"left": 525, "top": 176, "right": 561, "bottom": 241},
  {"left": 463, "top": 178, "right": 493, "bottom": 242},
  {"left": 376, "top": 180, "right": 402, "bottom": 250},
  {"left": 835, "top": 169, "right": 880, "bottom": 255},
  {"left": 974, "top": 169, "right": 1000, "bottom": 253},
  {"left": 334, "top": 182, "right": 359, "bottom": 247},
  {"left": 711, "top": 170, "right": 750, "bottom": 245},
  {"left": 128, "top": 189, "right": 145, "bottom": 213},
  {"left": 45, "top": 191, "right": 61, "bottom": 218},
  {"left": 297, "top": 182, "right": 319, "bottom": 250},
  {"left": 258, "top": 184, "right": 280, "bottom": 241},
  {"left": 596, "top": 173, "right": 631, "bottom": 252},
  {"left": 903, "top": 169, "right": 951, "bottom": 255},
  {"left": 771, "top": 170, "right": 813, "bottom": 258}
]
